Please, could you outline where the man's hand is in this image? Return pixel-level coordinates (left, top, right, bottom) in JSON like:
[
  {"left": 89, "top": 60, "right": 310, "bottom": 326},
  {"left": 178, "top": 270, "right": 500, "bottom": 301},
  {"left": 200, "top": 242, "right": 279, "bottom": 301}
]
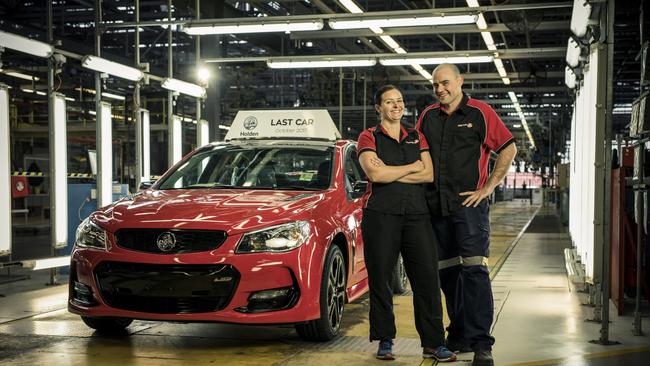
[{"left": 459, "top": 186, "right": 492, "bottom": 207}]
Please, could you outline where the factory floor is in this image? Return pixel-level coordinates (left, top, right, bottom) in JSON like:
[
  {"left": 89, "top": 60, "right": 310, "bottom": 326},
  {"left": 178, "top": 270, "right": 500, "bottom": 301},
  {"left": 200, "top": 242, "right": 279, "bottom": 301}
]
[{"left": 0, "top": 200, "right": 648, "bottom": 365}]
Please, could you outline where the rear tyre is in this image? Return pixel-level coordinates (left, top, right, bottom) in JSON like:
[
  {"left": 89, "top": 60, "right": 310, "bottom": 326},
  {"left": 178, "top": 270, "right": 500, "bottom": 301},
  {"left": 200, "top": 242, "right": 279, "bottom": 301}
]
[
  {"left": 81, "top": 316, "right": 133, "bottom": 333},
  {"left": 295, "top": 245, "right": 346, "bottom": 341},
  {"left": 391, "top": 254, "right": 408, "bottom": 294}
]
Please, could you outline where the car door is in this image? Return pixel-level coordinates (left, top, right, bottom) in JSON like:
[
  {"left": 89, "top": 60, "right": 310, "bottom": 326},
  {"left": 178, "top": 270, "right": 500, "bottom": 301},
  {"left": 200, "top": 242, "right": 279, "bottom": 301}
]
[{"left": 342, "top": 144, "right": 368, "bottom": 286}]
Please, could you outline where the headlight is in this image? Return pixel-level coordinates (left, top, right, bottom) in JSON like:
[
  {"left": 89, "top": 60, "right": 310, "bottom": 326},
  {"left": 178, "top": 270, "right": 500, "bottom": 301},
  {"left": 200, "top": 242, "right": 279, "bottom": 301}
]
[
  {"left": 236, "top": 221, "right": 311, "bottom": 253},
  {"left": 75, "top": 217, "right": 107, "bottom": 250}
]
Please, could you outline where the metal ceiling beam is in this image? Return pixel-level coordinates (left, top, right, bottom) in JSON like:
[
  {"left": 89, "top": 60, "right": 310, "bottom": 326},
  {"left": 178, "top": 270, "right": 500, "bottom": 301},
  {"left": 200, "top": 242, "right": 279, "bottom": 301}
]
[
  {"left": 102, "top": 2, "right": 572, "bottom": 28},
  {"left": 403, "top": 86, "right": 568, "bottom": 95},
  {"left": 397, "top": 71, "right": 564, "bottom": 82},
  {"left": 203, "top": 47, "right": 565, "bottom": 63},
  {"left": 290, "top": 21, "right": 571, "bottom": 40}
]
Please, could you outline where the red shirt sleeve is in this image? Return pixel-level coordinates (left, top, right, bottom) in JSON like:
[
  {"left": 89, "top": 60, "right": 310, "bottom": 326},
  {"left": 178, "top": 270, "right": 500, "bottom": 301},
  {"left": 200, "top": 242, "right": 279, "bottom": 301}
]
[
  {"left": 417, "top": 130, "right": 429, "bottom": 151},
  {"left": 357, "top": 129, "right": 376, "bottom": 156},
  {"left": 483, "top": 104, "right": 514, "bottom": 153}
]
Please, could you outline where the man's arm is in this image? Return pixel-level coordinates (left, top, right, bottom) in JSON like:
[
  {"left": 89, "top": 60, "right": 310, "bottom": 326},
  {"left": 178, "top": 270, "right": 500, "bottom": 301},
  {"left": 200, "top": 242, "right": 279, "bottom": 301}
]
[
  {"left": 459, "top": 143, "right": 517, "bottom": 207},
  {"left": 359, "top": 151, "right": 423, "bottom": 183}
]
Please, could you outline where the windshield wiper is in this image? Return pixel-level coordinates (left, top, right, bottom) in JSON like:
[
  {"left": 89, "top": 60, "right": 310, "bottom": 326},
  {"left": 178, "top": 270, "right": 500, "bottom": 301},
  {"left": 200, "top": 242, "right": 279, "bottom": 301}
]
[{"left": 183, "top": 183, "right": 238, "bottom": 189}]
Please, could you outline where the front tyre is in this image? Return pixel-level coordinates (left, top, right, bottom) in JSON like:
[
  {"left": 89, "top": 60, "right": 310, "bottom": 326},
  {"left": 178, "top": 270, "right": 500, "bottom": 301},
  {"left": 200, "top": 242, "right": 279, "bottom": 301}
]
[
  {"left": 295, "top": 245, "right": 346, "bottom": 341},
  {"left": 81, "top": 316, "right": 133, "bottom": 333}
]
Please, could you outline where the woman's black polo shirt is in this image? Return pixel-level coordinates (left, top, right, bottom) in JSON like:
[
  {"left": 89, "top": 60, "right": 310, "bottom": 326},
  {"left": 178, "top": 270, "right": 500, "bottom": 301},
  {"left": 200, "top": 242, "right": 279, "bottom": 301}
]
[
  {"left": 416, "top": 93, "right": 514, "bottom": 216},
  {"left": 357, "top": 123, "right": 430, "bottom": 215}
]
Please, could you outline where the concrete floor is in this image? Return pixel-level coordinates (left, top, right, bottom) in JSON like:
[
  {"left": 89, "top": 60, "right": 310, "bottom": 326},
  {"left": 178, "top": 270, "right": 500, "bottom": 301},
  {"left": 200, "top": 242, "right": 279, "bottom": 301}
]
[{"left": 0, "top": 200, "right": 648, "bottom": 365}]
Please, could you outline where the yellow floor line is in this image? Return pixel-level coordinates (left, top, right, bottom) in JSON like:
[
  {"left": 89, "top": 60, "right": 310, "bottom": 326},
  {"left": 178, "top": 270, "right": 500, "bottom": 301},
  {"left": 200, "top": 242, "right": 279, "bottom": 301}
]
[{"left": 503, "top": 346, "right": 650, "bottom": 366}]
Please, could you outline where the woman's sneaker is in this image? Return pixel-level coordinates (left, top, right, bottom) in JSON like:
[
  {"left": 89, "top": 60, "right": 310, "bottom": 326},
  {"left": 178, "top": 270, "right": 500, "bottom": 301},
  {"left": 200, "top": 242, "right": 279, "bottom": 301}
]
[
  {"left": 423, "top": 346, "right": 457, "bottom": 362},
  {"left": 376, "top": 340, "right": 395, "bottom": 360}
]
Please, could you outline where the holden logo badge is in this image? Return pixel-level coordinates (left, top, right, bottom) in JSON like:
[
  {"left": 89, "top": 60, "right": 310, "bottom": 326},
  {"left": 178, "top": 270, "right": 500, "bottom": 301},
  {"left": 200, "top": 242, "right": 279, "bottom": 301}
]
[
  {"left": 16, "top": 181, "right": 25, "bottom": 192},
  {"left": 156, "top": 232, "right": 176, "bottom": 252}
]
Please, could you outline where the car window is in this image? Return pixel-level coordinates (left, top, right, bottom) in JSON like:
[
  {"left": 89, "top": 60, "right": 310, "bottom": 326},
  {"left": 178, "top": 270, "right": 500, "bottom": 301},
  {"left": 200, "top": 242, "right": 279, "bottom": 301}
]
[
  {"left": 344, "top": 145, "right": 366, "bottom": 198},
  {"left": 158, "top": 145, "right": 334, "bottom": 191}
]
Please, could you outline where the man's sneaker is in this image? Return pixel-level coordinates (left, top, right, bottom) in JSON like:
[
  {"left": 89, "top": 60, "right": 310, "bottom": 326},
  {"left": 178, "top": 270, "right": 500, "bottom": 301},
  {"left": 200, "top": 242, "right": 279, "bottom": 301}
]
[
  {"left": 376, "top": 340, "right": 395, "bottom": 360},
  {"left": 472, "top": 349, "right": 494, "bottom": 366},
  {"left": 446, "top": 340, "right": 473, "bottom": 353},
  {"left": 422, "top": 346, "right": 457, "bottom": 362}
]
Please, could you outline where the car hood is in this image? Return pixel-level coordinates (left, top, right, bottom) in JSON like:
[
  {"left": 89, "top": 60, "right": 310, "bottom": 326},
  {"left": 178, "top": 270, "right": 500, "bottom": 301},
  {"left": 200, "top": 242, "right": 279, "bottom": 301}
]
[{"left": 95, "top": 189, "right": 326, "bottom": 234}]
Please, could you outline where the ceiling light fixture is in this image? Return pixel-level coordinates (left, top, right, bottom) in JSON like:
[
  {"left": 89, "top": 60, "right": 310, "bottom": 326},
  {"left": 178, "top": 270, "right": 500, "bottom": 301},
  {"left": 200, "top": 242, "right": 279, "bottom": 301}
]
[
  {"left": 267, "top": 59, "right": 376, "bottom": 69},
  {"left": 81, "top": 55, "right": 144, "bottom": 81},
  {"left": 379, "top": 55, "right": 493, "bottom": 66},
  {"left": 3, "top": 70, "right": 40, "bottom": 81},
  {"left": 566, "top": 37, "right": 582, "bottom": 68},
  {"left": 182, "top": 20, "right": 324, "bottom": 35},
  {"left": 103, "top": 92, "right": 126, "bottom": 101},
  {"left": 328, "top": 14, "right": 477, "bottom": 30},
  {"left": 0, "top": 30, "right": 53, "bottom": 58},
  {"left": 161, "top": 77, "right": 206, "bottom": 98}
]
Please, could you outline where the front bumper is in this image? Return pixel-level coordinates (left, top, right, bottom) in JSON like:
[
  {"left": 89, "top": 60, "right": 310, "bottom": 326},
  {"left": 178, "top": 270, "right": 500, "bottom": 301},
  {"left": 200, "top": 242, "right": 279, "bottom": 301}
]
[{"left": 68, "top": 235, "right": 323, "bottom": 324}]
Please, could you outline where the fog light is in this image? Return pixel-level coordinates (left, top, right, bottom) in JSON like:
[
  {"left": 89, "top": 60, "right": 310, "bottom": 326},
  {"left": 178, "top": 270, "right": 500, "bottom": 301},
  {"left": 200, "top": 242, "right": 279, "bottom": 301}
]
[
  {"left": 72, "top": 281, "right": 97, "bottom": 306},
  {"left": 235, "top": 286, "right": 298, "bottom": 313}
]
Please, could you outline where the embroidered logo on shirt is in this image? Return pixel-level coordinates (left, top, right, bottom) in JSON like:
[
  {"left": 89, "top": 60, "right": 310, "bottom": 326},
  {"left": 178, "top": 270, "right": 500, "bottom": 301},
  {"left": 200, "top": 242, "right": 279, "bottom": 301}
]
[
  {"left": 405, "top": 139, "right": 419, "bottom": 144},
  {"left": 457, "top": 122, "right": 473, "bottom": 128}
]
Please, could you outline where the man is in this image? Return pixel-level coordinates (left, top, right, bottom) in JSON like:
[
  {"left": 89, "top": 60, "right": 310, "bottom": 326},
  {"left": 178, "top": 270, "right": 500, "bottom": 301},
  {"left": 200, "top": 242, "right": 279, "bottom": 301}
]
[{"left": 416, "top": 64, "right": 517, "bottom": 366}]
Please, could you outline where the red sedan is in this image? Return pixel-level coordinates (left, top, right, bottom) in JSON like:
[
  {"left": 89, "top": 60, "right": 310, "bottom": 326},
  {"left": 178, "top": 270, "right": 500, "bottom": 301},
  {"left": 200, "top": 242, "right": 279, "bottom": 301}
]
[{"left": 69, "top": 110, "right": 406, "bottom": 341}]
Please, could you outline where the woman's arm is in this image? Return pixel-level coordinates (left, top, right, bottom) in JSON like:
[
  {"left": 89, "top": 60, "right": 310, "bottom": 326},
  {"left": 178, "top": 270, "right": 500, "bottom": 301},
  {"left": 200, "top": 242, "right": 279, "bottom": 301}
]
[
  {"left": 359, "top": 151, "right": 423, "bottom": 183},
  {"left": 397, "top": 151, "right": 434, "bottom": 183}
]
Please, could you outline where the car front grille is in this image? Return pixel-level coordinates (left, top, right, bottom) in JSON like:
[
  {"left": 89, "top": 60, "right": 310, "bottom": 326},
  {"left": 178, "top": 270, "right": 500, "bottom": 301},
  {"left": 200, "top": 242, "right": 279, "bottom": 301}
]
[
  {"left": 114, "top": 229, "right": 227, "bottom": 254},
  {"left": 94, "top": 262, "right": 239, "bottom": 314}
]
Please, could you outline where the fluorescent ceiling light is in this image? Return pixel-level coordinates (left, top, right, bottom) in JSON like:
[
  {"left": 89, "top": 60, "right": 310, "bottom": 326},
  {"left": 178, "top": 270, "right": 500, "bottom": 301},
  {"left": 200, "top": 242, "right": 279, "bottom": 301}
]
[
  {"left": 52, "top": 93, "right": 68, "bottom": 247},
  {"left": 338, "top": 0, "right": 364, "bottom": 13},
  {"left": 466, "top": 0, "right": 480, "bottom": 6},
  {"left": 565, "top": 66, "right": 576, "bottom": 89},
  {"left": 267, "top": 59, "right": 376, "bottom": 69},
  {"left": 81, "top": 55, "right": 144, "bottom": 81},
  {"left": 3, "top": 70, "right": 39, "bottom": 81},
  {"left": 218, "top": 124, "right": 231, "bottom": 130},
  {"left": 418, "top": 69, "right": 432, "bottom": 80},
  {"left": 481, "top": 32, "right": 496, "bottom": 51},
  {"left": 103, "top": 92, "right": 126, "bottom": 101},
  {"left": 161, "top": 77, "right": 206, "bottom": 98},
  {"left": 21, "top": 88, "right": 46, "bottom": 96},
  {"left": 566, "top": 37, "right": 582, "bottom": 67},
  {"left": 380, "top": 35, "right": 400, "bottom": 50},
  {"left": 493, "top": 58, "right": 507, "bottom": 77},
  {"left": 476, "top": 14, "right": 488, "bottom": 30},
  {"left": 98, "top": 101, "right": 113, "bottom": 207},
  {"left": 508, "top": 91, "right": 518, "bottom": 104},
  {"left": 0, "top": 84, "right": 10, "bottom": 256},
  {"left": 329, "top": 15, "right": 477, "bottom": 30},
  {"left": 183, "top": 20, "right": 323, "bottom": 35},
  {"left": 0, "top": 30, "right": 53, "bottom": 58},
  {"left": 379, "top": 55, "right": 492, "bottom": 66},
  {"left": 570, "top": 0, "right": 594, "bottom": 38}
]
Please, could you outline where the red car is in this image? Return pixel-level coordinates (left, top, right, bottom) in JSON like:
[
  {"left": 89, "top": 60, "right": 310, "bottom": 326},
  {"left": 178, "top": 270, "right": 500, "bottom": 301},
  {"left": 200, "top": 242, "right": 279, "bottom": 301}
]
[{"left": 69, "top": 110, "right": 407, "bottom": 341}]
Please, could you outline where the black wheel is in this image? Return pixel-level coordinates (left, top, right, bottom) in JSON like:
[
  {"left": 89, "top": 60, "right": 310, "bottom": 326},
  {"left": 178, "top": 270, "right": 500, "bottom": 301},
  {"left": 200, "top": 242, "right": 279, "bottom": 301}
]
[
  {"left": 81, "top": 316, "right": 133, "bottom": 333},
  {"left": 295, "top": 245, "right": 346, "bottom": 341},
  {"left": 391, "top": 254, "right": 408, "bottom": 294}
]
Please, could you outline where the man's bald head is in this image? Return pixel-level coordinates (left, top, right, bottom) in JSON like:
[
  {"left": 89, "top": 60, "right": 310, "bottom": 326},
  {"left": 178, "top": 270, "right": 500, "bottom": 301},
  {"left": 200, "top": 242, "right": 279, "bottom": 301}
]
[
  {"left": 432, "top": 63, "right": 464, "bottom": 111},
  {"left": 432, "top": 63, "right": 461, "bottom": 78}
]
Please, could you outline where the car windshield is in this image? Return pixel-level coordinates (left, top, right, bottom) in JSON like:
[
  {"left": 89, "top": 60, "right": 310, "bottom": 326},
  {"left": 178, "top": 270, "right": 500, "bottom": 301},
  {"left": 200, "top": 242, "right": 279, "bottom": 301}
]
[{"left": 157, "top": 144, "right": 334, "bottom": 191}]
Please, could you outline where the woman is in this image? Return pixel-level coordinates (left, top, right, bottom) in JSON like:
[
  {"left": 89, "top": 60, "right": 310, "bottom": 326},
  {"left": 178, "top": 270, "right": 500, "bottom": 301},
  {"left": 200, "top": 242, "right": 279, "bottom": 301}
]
[{"left": 357, "top": 85, "right": 455, "bottom": 362}]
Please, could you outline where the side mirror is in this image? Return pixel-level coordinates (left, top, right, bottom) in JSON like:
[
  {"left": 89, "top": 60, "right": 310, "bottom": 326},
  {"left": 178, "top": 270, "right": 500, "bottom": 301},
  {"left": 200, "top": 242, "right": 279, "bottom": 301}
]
[
  {"left": 138, "top": 181, "right": 154, "bottom": 190},
  {"left": 352, "top": 181, "right": 368, "bottom": 197}
]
